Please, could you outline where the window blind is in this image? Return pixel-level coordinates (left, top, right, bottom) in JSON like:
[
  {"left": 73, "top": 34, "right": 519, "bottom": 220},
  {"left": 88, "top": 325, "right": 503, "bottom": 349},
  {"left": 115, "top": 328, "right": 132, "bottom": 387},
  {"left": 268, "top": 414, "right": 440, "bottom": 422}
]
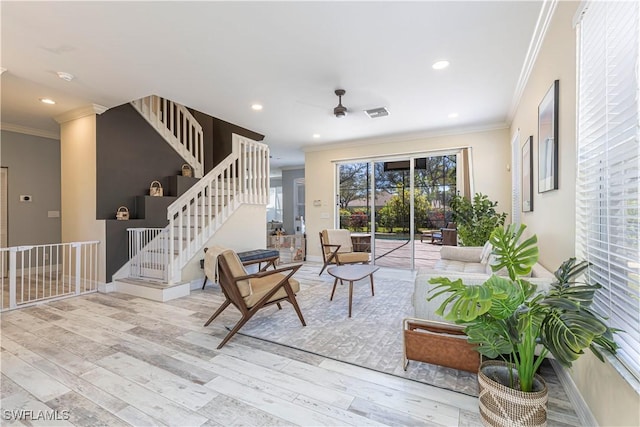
[{"left": 576, "top": 1, "right": 640, "bottom": 378}]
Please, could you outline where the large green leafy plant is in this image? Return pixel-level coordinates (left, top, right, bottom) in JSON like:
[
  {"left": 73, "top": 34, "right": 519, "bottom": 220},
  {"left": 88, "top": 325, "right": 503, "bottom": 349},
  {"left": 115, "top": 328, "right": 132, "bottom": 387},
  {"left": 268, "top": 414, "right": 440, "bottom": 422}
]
[
  {"left": 428, "top": 224, "right": 619, "bottom": 392},
  {"left": 450, "top": 193, "right": 507, "bottom": 246}
]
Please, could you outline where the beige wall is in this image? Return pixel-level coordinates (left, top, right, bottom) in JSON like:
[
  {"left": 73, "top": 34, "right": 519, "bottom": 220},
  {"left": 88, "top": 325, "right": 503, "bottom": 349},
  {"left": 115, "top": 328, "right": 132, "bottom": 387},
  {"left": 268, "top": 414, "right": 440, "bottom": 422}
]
[
  {"left": 60, "top": 114, "right": 107, "bottom": 284},
  {"left": 181, "top": 204, "right": 267, "bottom": 282},
  {"left": 304, "top": 127, "right": 511, "bottom": 260},
  {"left": 509, "top": 2, "right": 639, "bottom": 425}
]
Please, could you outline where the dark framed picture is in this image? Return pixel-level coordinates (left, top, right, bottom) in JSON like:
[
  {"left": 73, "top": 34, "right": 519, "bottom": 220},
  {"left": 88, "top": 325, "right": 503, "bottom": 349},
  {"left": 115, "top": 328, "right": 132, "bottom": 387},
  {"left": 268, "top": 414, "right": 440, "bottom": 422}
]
[
  {"left": 538, "top": 80, "right": 559, "bottom": 192},
  {"left": 522, "top": 136, "right": 533, "bottom": 212}
]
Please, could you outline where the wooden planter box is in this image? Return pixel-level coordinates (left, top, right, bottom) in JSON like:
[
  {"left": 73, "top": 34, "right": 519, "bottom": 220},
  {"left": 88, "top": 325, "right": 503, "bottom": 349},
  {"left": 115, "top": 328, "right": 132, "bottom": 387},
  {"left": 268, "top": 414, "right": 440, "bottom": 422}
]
[{"left": 403, "top": 318, "right": 480, "bottom": 373}]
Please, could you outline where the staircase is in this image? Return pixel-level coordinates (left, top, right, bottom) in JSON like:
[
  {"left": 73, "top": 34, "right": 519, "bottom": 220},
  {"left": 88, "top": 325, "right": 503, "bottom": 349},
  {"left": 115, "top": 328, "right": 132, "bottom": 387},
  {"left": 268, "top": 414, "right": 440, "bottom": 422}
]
[
  {"left": 113, "top": 97, "right": 270, "bottom": 301},
  {"left": 131, "top": 95, "right": 205, "bottom": 178}
]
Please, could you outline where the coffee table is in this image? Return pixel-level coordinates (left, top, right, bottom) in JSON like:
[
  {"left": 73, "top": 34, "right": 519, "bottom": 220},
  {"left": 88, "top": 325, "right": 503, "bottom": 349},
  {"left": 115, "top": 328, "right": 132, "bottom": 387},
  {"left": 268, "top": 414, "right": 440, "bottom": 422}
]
[{"left": 327, "top": 264, "right": 380, "bottom": 317}]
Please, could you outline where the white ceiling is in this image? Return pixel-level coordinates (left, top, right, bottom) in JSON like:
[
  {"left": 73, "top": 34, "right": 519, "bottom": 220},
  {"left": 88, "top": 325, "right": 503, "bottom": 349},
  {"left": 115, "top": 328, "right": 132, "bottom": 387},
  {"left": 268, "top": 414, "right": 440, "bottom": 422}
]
[{"left": 1, "top": 1, "right": 543, "bottom": 172}]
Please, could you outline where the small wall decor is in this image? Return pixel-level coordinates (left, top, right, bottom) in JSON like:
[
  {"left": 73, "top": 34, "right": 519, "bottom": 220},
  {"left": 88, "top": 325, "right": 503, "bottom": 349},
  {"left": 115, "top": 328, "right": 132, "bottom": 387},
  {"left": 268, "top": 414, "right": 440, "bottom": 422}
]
[
  {"left": 149, "top": 180, "right": 163, "bottom": 196},
  {"left": 181, "top": 163, "right": 193, "bottom": 177},
  {"left": 522, "top": 136, "right": 533, "bottom": 212},
  {"left": 538, "top": 80, "right": 559, "bottom": 192},
  {"left": 116, "top": 206, "right": 129, "bottom": 220}
]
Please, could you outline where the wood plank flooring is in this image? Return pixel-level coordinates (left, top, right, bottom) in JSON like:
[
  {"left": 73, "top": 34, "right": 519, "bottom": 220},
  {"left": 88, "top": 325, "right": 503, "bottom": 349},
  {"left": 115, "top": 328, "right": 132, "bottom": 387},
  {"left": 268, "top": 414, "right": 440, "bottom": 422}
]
[{"left": 0, "top": 265, "right": 578, "bottom": 427}]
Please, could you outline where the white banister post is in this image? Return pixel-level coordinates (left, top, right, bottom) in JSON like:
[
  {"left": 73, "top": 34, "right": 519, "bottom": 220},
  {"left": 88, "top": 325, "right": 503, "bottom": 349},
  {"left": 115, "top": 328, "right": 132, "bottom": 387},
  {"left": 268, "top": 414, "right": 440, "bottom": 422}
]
[
  {"left": 73, "top": 242, "right": 82, "bottom": 295},
  {"left": 8, "top": 247, "right": 17, "bottom": 309}
]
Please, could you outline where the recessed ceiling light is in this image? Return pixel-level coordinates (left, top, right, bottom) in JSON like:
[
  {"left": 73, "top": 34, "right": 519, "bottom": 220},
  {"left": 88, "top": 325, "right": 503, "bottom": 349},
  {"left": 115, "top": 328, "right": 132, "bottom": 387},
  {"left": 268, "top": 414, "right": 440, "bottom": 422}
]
[
  {"left": 313, "top": 134, "right": 321, "bottom": 139},
  {"left": 251, "top": 104, "right": 263, "bottom": 111},
  {"left": 56, "top": 71, "right": 74, "bottom": 82},
  {"left": 39, "top": 98, "right": 56, "bottom": 105},
  {"left": 432, "top": 60, "right": 450, "bottom": 70},
  {"left": 448, "top": 112, "right": 459, "bottom": 118}
]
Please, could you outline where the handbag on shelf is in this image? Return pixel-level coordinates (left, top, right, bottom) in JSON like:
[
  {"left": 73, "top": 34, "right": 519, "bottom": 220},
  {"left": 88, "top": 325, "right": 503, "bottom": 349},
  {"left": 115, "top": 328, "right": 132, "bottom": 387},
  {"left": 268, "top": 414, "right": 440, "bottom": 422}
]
[
  {"left": 116, "top": 206, "right": 129, "bottom": 220},
  {"left": 181, "top": 163, "right": 193, "bottom": 177},
  {"left": 149, "top": 180, "right": 163, "bottom": 197}
]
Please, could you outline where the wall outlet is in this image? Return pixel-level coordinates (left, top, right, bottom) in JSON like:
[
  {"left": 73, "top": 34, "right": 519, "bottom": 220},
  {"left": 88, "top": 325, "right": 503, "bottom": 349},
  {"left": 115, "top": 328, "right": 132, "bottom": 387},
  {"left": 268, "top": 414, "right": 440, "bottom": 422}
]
[{"left": 19, "top": 195, "right": 32, "bottom": 202}]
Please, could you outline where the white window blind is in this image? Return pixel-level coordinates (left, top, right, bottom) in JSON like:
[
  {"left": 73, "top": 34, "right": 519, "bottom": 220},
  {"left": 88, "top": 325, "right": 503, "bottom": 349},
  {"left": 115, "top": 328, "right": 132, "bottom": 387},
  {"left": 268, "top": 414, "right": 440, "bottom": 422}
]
[{"left": 576, "top": 1, "right": 640, "bottom": 379}]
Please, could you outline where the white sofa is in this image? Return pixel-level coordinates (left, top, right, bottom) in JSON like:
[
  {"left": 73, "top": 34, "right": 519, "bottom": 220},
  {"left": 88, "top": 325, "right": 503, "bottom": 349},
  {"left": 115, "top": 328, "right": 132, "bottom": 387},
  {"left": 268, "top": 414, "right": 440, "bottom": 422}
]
[{"left": 413, "top": 244, "right": 556, "bottom": 323}]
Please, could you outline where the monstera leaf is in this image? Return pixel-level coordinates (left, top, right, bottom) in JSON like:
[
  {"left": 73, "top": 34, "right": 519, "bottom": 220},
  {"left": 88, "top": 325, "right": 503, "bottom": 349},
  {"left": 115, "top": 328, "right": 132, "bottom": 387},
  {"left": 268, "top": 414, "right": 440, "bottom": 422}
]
[
  {"left": 465, "top": 319, "right": 513, "bottom": 358},
  {"left": 489, "top": 224, "right": 539, "bottom": 280}
]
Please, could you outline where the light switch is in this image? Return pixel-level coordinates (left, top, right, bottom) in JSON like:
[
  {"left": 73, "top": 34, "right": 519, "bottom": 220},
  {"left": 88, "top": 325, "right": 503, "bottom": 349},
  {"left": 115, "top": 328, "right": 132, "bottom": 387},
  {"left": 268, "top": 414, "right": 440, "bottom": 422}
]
[{"left": 320, "top": 213, "right": 329, "bottom": 219}]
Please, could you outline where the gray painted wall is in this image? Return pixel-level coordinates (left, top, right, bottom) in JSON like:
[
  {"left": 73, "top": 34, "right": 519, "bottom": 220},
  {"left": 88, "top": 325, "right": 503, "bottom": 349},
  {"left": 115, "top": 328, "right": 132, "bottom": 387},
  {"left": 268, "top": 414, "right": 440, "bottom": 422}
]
[
  {"left": 281, "top": 168, "right": 304, "bottom": 236},
  {"left": 0, "top": 130, "right": 61, "bottom": 246}
]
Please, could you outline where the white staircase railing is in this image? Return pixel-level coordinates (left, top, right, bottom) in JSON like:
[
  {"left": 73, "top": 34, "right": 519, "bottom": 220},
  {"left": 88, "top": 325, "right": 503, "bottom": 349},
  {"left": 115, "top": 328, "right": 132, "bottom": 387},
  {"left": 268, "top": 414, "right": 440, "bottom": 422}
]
[
  {"left": 0, "top": 241, "right": 100, "bottom": 311},
  {"left": 125, "top": 134, "right": 269, "bottom": 284},
  {"left": 127, "top": 228, "right": 168, "bottom": 282},
  {"left": 131, "top": 95, "right": 204, "bottom": 178}
]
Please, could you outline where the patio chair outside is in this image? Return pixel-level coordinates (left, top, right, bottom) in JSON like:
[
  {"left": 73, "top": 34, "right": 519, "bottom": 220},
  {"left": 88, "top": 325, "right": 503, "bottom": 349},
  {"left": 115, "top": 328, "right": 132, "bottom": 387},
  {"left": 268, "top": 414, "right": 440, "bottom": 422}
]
[{"left": 203, "top": 249, "right": 306, "bottom": 348}]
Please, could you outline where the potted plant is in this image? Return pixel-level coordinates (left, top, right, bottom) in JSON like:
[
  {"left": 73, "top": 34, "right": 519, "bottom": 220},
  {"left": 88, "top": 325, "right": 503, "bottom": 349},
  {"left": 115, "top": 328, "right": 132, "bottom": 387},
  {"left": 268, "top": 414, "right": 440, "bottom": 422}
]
[
  {"left": 428, "top": 224, "right": 619, "bottom": 426},
  {"left": 450, "top": 193, "right": 507, "bottom": 246}
]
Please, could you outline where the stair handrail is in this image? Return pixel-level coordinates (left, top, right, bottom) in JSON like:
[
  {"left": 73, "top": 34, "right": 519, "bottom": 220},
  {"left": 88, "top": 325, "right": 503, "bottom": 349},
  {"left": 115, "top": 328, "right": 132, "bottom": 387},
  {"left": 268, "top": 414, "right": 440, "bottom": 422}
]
[
  {"left": 165, "top": 134, "right": 269, "bottom": 283},
  {"left": 131, "top": 95, "right": 204, "bottom": 178}
]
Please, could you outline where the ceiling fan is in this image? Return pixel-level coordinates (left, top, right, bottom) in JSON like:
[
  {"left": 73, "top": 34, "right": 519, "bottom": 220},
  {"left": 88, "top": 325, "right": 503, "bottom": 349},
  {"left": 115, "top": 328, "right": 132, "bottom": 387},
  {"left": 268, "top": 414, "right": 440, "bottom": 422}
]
[{"left": 333, "top": 89, "right": 348, "bottom": 118}]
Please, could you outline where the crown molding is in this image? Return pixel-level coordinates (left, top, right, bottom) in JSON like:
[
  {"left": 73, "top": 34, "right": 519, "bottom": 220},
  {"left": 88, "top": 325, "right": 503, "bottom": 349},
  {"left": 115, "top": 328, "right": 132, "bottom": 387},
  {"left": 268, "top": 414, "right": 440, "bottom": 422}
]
[
  {"left": 0, "top": 122, "right": 59, "bottom": 140},
  {"left": 303, "top": 122, "right": 509, "bottom": 153},
  {"left": 507, "top": 0, "right": 559, "bottom": 122},
  {"left": 54, "top": 104, "right": 108, "bottom": 124}
]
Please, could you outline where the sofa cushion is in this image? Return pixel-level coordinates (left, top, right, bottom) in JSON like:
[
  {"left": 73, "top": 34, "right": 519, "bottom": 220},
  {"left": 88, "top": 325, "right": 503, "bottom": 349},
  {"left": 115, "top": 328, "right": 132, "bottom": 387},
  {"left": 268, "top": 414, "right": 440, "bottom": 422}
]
[
  {"left": 440, "top": 246, "right": 483, "bottom": 263},
  {"left": 480, "top": 241, "right": 493, "bottom": 264},
  {"left": 433, "top": 259, "right": 487, "bottom": 274}
]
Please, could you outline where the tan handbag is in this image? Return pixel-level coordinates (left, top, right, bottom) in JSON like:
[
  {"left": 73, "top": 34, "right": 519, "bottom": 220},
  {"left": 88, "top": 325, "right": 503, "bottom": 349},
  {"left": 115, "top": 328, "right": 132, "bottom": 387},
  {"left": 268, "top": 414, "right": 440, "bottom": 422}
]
[
  {"left": 181, "top": 163, "right": 193, "bottom": 177},
  {"left": 149, "top": 180, "right": 163, "bottom": 196},
  {"left": 116, "top": 206, "right": 129, "bottom": 220}
]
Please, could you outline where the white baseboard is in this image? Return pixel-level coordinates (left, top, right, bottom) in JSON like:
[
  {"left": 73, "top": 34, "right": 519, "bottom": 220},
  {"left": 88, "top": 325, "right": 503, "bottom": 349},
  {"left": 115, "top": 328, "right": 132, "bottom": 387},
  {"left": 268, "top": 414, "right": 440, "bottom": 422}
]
[
  {"left": 550, "top": 359, "right": 598, "bottom": 427},
  {"left": 99, "top": 281, "right": 116, "bottom": 293}
]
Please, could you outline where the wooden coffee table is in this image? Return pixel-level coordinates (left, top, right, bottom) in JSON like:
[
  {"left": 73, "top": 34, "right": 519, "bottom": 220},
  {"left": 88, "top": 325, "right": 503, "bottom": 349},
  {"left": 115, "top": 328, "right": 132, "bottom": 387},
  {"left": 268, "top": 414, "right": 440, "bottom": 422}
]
[{"left": 327, "top": 264, "right": 380, "bottom": 317}]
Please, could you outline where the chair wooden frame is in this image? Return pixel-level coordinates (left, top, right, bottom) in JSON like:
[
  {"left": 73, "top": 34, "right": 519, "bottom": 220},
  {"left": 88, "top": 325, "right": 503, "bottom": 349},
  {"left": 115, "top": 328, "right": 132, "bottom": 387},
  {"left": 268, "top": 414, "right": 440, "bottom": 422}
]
[
  {"left": 204, "top": 253, "right": 306, "bottom": 349},
  {"left": 318, "top": 231, "right": 370, "bottom": 275}
]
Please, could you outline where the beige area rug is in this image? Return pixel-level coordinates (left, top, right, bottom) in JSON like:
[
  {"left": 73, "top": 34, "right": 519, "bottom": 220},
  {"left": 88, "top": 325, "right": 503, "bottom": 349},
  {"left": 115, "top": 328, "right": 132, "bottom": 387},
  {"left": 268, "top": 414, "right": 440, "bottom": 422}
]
[{"left": 235, "top": 264, "right": 480, "bottom": 396}]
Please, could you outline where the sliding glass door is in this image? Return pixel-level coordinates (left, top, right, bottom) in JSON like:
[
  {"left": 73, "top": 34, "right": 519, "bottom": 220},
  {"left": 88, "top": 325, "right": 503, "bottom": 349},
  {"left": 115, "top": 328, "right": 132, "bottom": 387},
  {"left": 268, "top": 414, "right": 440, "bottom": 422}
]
[{"left": 337, "top": 153, "right": 458, "bottom": 269}]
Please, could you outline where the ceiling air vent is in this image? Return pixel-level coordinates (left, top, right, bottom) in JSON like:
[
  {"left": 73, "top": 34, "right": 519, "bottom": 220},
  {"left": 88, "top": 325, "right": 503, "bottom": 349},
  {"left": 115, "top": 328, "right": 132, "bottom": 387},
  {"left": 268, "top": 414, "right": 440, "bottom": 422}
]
[{"left": 364, "top": 107, "right": 389, "bottom": 119}]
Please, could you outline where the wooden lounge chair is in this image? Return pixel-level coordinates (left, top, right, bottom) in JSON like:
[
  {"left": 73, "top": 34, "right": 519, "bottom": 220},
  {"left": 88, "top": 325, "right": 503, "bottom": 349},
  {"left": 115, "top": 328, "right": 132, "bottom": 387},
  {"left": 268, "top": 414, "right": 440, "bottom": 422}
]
[
  {"left": 204, "top": 249, "right": 306, "bottom": 348},
  {"left": 319, "top": 229, "right": 370, "bottom": 275}
]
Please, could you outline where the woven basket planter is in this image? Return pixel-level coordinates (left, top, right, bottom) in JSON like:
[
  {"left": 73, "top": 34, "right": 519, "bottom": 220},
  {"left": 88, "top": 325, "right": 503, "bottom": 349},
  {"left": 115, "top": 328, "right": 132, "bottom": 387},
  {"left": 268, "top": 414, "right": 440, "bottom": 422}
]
[{"left": 478, "top": 360, "right": 548, "bottom": 427}]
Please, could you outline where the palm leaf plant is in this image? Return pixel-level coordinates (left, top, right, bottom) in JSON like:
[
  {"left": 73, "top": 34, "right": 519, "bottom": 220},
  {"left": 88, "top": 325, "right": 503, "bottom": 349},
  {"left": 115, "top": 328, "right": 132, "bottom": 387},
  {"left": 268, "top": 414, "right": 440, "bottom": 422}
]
[{"left": 428, "top": 223, "right": 619, "bottom": 392}]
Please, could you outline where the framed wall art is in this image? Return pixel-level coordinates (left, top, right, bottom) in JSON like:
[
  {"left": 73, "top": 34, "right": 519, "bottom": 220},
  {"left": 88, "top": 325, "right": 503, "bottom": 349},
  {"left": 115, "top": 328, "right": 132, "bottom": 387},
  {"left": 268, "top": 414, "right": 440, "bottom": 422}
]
[
  {"left": 538, "top": 80, "right": 559, "bottom": 192},
  {"left": 522, "top": 136, "right": 533, "bottom": 212}
]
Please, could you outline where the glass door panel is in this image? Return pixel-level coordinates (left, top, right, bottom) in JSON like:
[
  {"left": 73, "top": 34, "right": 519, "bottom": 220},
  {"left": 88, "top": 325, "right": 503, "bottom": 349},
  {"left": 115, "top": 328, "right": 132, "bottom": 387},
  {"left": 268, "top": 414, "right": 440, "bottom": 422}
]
[
  {"left": 373, "top": 160, "right": 412, "bottom": 269},
  {"left": 413, "top": 155, "right": 457, "bottom": 267}
]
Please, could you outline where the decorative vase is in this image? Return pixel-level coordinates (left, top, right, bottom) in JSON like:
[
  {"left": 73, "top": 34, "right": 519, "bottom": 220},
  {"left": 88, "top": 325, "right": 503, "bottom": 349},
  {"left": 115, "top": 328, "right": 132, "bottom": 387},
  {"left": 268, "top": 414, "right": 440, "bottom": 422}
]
[{"left": 478, "top": 360, "right": 548, "bottom": 427}]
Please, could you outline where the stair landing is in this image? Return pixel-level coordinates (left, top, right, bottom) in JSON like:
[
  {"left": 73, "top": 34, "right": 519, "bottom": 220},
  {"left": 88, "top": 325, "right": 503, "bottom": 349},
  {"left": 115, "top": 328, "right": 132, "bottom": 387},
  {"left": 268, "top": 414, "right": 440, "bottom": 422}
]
[{"left": 113, "top": 278, "right": 191, "bottom": 302}]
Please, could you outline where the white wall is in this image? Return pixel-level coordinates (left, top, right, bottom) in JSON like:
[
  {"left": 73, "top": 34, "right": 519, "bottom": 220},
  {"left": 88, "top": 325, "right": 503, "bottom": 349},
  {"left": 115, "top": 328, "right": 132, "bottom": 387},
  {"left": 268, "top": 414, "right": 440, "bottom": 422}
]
[
  {"left": 509, "top": 2, "right": 639, "bottom": 425},
  {"left": 59, "top": 114, "right": 107, "bottom": 284},
  {"left": 304, "top": 127, "right": 511, "bottom": 260},
  {"left": 180, "top": 203, "right": 267, "bottom": 282}
]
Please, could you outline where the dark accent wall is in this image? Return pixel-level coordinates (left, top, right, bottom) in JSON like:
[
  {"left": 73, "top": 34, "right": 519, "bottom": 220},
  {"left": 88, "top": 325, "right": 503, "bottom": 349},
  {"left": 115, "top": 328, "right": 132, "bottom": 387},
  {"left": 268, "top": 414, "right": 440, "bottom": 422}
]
[
  {"left": 96, "top": 104, "right": 187, "bottom": 220},
  {"left": 190, "top": 109, "right": 264, "bottom": 172}
]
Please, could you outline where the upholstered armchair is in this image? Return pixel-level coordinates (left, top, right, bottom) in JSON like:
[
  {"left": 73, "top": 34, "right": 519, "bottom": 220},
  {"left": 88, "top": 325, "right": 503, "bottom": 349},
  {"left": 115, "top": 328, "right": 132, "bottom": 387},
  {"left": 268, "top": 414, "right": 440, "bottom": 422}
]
[{"left": 318, "top": 229, "right": 370, "bottom": 275}]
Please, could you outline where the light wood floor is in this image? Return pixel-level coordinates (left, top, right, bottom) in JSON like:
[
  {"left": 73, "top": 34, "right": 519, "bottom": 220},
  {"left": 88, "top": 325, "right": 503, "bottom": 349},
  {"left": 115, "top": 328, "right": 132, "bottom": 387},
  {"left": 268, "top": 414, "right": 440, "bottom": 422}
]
[{"left": 0, "top": 264, "right": 578, "bottom": 427}]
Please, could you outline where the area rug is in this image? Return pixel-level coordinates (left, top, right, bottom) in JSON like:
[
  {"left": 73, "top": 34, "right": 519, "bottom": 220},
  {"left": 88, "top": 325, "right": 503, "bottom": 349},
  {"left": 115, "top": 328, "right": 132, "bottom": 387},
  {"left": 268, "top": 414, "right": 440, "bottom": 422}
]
[{"left": 237, "top": 265, "right": 480, "bottom": 396}]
